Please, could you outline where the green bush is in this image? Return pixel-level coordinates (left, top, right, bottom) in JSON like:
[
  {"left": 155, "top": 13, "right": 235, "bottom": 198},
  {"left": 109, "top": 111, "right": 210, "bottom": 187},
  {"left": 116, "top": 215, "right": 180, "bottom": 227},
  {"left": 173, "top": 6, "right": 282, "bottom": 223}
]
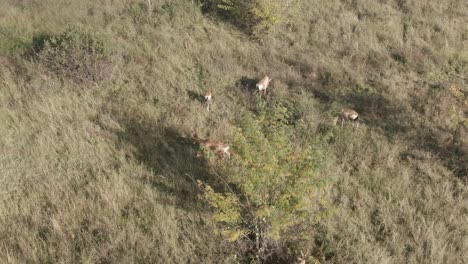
[
  {"left": 199, "top": 100, "right": 331, "bottom": 262},
  {"left": 32, "top": 25, "right": 115, "bottom": 84},
  {"left": 205, "top": 0, "right": 302, "bottom": 34}
]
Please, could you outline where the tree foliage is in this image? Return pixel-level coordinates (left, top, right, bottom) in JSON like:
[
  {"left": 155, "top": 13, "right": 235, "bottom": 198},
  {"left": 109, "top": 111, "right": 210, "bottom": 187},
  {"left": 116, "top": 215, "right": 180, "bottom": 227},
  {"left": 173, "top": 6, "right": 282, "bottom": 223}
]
[
  {"left": 205, "top": 0, "right": 302, "bottom": 34},
  {"left": 199, "top": 100, "right": 331, "bottom": 262}
]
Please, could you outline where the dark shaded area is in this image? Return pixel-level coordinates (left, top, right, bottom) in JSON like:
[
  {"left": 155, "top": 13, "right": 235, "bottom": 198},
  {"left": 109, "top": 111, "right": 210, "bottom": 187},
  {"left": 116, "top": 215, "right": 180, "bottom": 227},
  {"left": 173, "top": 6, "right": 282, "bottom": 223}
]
[
  {"left": 344, "top": 89, "right": 466, "bottom": 178},
  {"left": 299, "top": 61, "right": 467, "bottom": 179},
  {"left": 234, "top": 76, "right": 265, "bottom": 107},
  {"left": 199, "top": 1, "right": 253, "bottom": 35},
  {"left": 187, "top": 90, "right": 206, "bottom": 103},
  {"left": 311, "top": 89, "right": 332, "bottom": 103},
  {"left": 236, "top": 76, "right": 258, "bottom": 92},
  {"left": 378, "top": 102, "right": 463, "bottom": 179},
  {"left": 111, "top": 111, "right": 240, "bottom": 211},
  {"left": 27, "top": 32, "right": 53, "bottom": 56},
  {"left": 0, "top": 55, "right": 29, "bottom": 80},
  {"left": 344, "top": 91, "right": 413, "bottom": 137},
  {"left": 409, "top": 126, "right": 467, "bottom": 179},
  {"left": 113, "top": 116, "right": 217, "bottom": 210},
  {"left": 391, "top": 49, "right": 407, "bottom": 64}
]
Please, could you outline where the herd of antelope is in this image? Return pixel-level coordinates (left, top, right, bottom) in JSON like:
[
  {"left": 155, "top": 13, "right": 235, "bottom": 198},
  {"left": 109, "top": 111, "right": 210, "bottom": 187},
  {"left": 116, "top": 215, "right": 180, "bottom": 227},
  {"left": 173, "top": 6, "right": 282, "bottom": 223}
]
[{"left": 192, "top": 75, "right": 360, "bottom": 159}]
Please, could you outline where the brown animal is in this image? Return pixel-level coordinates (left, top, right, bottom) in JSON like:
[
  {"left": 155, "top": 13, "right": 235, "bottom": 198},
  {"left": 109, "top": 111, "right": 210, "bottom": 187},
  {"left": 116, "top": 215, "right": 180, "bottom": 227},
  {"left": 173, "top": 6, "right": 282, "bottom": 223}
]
[
  {"left": 334, "top": 108, "right": 359, "bottom": 129},
  {"left": 256, "top": 76, "right": 272, "bottom": 97},
  {"left": 192, "top": 135, "right": 230, "bottom": 159}
]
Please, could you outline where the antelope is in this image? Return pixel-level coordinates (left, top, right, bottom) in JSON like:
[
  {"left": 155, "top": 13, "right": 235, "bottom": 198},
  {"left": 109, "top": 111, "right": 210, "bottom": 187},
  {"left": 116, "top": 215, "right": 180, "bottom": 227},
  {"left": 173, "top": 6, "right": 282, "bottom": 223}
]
[
  {"left": 256, "top": 76, "right": 271, "bottom": 97},
  {"left": 204, "top": 90, "right": 212, "bottom": 111},
  {"left": 334, "top": 108, "right": 359, "bottom": 129},
  {"left": 192, "top": 135, "right": 231, "bottom": 159}
]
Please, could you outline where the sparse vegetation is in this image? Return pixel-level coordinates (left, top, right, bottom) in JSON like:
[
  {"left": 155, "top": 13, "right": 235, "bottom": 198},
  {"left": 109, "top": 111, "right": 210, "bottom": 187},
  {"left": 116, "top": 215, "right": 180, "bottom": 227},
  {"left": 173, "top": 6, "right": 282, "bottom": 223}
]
[{"left": 0, "top": 0, "right": 467, "bottom": 263}]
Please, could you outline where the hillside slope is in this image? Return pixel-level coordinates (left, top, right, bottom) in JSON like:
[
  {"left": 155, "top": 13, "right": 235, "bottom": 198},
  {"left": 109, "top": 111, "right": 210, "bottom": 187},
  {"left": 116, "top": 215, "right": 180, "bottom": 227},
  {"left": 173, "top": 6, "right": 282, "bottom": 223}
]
[{"left": 0, "top": 0, "right": 467, "bottom": 263}]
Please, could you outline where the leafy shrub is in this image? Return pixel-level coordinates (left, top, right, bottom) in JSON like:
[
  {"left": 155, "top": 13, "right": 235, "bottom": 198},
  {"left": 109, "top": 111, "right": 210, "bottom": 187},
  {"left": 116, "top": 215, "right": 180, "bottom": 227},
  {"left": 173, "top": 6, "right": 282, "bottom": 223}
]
[
  {"left": 205, "top": 0, "right": 302, "bottom": 34},
  {"left": 32, "top": 25, "right": 115, "bottom": 84},
  {"left": 199, "top": 100, "right": 330, "bottom": 262}
]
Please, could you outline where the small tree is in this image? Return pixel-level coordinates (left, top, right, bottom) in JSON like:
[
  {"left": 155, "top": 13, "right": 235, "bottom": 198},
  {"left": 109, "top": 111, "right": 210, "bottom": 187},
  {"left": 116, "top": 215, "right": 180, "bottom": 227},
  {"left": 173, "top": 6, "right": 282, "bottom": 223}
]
[
  {"left": 205, "top": 0, "right": 302, "bottom": 34},
  {"left": 200, "top": 100, "right": 330, "bottom": 262}
]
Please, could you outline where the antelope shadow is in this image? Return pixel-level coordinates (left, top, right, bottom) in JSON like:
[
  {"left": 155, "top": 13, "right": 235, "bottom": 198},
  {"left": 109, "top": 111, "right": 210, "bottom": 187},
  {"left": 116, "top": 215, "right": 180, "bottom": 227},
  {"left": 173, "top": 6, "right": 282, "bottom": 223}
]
[
  {"left": 187, "top": 90, "right": 206, "bottom": 104},
  {"left": 236, "top": 76, "right": 258, "bottom": 92}
]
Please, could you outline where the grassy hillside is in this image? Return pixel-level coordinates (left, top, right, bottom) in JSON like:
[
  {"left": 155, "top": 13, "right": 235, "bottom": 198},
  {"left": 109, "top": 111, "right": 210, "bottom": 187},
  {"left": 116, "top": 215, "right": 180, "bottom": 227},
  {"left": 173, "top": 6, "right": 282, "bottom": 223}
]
[{"left": 0, "top": 0, "right": 467, "bottom": 263}]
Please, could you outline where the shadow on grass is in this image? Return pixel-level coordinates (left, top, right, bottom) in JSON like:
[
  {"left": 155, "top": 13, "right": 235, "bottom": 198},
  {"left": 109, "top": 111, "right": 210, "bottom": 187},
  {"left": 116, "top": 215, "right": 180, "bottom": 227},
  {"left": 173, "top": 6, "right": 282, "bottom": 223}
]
[
  {"left": 234, "top": 76, "right": 270, "bottom": 108},
  {"left": 313, "top": 84, "right": 467, "bottom": 179},
  {"left": 236, "top": 76, "right": 258, "bottom": 92},
  {"left": 409, "top": 126, "right": 467, "bottom": 179},
  {"left": 115, "top": 116, "right": 221, "bottom": 210},
  {"left": 199, "top": 1, "right": 254, "bottom": 36},
  {"left": 187, "top": 90, "right": 206, "bottom": 103},
  {"left": 290, "top": 53, "right": 468, "bottom": 178},
  {"left": 345, "top": 91, "right": 466, "bottom": 178},
  {"left": 344, "top": 91, "right": 413, "bottom": 137}
]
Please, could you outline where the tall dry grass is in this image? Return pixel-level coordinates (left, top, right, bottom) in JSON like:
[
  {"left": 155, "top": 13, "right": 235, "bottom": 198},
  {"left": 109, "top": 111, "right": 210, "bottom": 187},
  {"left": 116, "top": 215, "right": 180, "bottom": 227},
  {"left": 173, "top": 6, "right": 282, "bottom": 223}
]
[{"left": 0, "top": 0, "right": 467, "bottom": 263}]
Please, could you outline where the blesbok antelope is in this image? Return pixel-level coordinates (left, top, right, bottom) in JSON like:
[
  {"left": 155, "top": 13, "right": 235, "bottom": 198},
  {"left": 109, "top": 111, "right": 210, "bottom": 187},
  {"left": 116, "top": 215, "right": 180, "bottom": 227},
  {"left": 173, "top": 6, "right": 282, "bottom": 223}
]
[
  {"left": 256, "top": 76, "right": 271, "bottom": 97},
  {"left": 192, "top": 135, "right": 231, "bottom": 159},
  {"left": 334, "top": 108, "right": 360, "bottom": 129},
  {"left": 204, "top": 90, "right": 212, "bottom": 111}
]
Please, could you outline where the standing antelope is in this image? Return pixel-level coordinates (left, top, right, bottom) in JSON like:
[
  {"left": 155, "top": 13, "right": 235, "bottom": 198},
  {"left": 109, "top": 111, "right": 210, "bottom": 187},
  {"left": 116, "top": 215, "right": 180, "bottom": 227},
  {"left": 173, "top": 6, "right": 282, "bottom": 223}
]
[
  {"left": 256, "top": 76, "right": 271, "bottom": 97},
  {"left": 334, "top": 108, "right": 359, "bottom": 129},
  {"left": 192, "top": 135, "right": 231, "bottom": 159},
  {"left": 204, "top": 90, "right": 212, "bottom": 111},
  {"left": 342, "top": 108, "right": 359, "bottom": 129}
]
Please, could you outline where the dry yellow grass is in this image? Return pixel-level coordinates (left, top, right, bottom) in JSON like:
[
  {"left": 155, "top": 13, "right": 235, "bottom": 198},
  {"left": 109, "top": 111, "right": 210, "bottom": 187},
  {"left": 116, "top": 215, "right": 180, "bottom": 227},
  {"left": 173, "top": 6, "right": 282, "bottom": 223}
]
[{"left": 0, "top": 0, "right": 467, "bottom": 263}]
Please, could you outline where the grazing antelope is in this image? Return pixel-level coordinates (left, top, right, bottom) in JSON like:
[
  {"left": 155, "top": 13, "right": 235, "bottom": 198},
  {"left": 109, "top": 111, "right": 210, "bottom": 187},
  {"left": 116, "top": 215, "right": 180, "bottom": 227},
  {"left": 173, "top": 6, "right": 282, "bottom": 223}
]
[
  {"left": 192, "top": 135, "right": 231, "bottom": 159},
  {"left": 334, "top": 108, "right": 359, "bottom": 129},
  {"left": 204, "top": 90, "right": 212, "bottom": 111},
  {"left": 256, "top": 76, "right": 271, "bottom": 97}
]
